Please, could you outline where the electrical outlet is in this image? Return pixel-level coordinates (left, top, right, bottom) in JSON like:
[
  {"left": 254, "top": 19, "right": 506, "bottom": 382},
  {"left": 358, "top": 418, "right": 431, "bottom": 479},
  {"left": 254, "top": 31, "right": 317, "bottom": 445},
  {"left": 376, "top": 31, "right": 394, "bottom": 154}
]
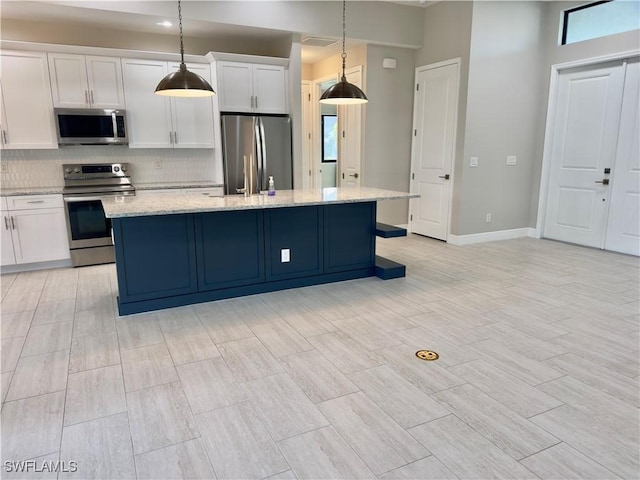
[
  {"left": 1, "top": 162, "right": 8, "bottom": 173},
  {"left": 485, "top": 213, "right": 492, "bottom": 223},
  {"left": 154, "top": 159, "right": 163, "bottom": 169},
  {"left": 281, "top": 248, "right": 290, "bottom": 263},
  {"left": 506, "top": 155, "right": 517, "bottom": 166},
  {"left": 470, "top": 157, "right": 478, "bottom": 168}
]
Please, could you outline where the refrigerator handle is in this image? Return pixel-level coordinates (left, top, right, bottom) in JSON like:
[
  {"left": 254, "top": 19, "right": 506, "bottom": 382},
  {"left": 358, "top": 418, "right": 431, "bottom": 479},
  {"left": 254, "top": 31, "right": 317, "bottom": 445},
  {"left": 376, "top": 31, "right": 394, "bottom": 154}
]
[
  {"left": 258, "top": 117, "right": 267, "bottom": 191},
  {"left": 255, "top": 117, "right": 264, "bottom": 191}
]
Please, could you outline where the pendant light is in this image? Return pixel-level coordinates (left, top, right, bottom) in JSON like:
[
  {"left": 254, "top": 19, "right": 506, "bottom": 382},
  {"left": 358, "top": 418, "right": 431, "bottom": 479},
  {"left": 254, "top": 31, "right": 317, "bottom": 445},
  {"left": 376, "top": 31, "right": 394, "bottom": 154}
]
[
  {"left": 155, "top": 0, "right": 215, "bottom": 97},
  {"left": 319, "top": 0, "right": 368, "bottom": 105}
]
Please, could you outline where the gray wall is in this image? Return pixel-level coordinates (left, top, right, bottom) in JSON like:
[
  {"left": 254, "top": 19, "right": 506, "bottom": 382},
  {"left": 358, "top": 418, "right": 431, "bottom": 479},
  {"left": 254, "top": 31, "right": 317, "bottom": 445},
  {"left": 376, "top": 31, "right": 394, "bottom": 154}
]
[
  {"left": 0, "top": 18, "right": 287, "bottom": 57},
  {"left": 458, "top": 1, "right": 546, "bottom": 235},
  {"left": 414, "top": 1, "right": 473, "bottom": 234},
  {"left": 5, "top": 1, "right": 425, "bottom": 51},
  {"left": 363, "top": 45, "right": 415, "bottom": 225}
]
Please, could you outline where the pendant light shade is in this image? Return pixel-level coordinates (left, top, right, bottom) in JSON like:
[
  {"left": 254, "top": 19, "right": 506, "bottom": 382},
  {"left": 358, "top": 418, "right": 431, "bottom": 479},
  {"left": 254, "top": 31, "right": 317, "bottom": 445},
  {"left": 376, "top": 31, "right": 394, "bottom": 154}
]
[
  {"left": 319, "top": 0, "right": 367, "bottom": 105},
  {"left": 155, "top": 1, "right": 215, "bottom": 97}
]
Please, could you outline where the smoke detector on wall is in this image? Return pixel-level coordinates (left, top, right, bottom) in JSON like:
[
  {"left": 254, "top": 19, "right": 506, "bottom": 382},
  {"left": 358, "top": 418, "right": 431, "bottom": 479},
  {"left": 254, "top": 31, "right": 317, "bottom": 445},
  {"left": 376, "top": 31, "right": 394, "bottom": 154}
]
[{"left": 302, "top": 36, "right": 339, "bottom": 48}]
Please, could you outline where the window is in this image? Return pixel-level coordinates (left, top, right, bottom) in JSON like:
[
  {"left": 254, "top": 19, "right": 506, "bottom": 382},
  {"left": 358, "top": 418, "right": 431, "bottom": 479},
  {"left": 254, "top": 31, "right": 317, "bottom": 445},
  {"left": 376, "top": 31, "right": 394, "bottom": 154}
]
[
  {"left": 562, "top": 0, "right": 640, "bottom": 45},
  {"left": 322, "top": 114, "right": 338, "bottom": 163}
]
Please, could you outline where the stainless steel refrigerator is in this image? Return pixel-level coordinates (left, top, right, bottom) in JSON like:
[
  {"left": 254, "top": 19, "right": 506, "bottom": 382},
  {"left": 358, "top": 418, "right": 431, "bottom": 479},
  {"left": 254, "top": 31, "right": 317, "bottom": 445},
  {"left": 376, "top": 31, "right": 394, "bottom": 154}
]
[{"left": 221, "top": 114, "right": 293, "bottom": 195}]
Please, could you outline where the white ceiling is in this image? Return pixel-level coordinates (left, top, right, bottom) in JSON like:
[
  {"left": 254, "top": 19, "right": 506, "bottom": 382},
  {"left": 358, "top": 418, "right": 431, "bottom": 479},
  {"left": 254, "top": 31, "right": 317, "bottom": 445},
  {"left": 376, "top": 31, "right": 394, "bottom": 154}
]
[{"left": 0, "top": 1, "right": 424, "bottom": 64}]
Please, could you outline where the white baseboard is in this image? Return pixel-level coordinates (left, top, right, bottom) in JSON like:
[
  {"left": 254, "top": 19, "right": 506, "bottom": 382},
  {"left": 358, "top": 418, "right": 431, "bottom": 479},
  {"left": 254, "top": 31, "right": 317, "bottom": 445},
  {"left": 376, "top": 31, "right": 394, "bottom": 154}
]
[
  {"left": 1, "top": 258, "right": 72, "bottom": 274},
  {"left": 447, "top": 228, "right": 536, "bottom": 246}
]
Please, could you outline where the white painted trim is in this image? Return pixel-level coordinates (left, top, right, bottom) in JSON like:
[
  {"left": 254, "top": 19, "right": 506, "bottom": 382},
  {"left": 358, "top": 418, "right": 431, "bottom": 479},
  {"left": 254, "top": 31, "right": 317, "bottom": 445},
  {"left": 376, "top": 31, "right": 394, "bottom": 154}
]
[
  {"left": 536, "top": 50, "right": 640, "bottom": 237},
  {"left": 1, "top": 40, "right": 210, "bottom": 64},
  {"left": 0, "top": 258, "right": 72, "bottom": 274},
  {"left": 447, "top": 228, "right": 534, "bottom": 246},
  {"left": 551, "top": 50, "right": 640, "bottom": 71},
  {"left": 409, "top": 57, "right": 461, "bottom": 241}
]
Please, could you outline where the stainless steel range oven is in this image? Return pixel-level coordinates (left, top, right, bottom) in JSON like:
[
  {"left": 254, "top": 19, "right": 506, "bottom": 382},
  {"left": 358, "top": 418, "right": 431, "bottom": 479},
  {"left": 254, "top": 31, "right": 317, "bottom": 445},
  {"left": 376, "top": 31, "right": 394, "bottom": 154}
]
[{"left": 62, "top": 163, "right": 134, "bottom": 267}]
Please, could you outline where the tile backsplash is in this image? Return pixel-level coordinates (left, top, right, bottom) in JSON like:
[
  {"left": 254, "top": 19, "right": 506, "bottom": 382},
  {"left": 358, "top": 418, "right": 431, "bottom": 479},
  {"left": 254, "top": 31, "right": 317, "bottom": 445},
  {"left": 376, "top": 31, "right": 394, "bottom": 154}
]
[{"left": 0, "top": 147, "right": 223, "bottom": 189}]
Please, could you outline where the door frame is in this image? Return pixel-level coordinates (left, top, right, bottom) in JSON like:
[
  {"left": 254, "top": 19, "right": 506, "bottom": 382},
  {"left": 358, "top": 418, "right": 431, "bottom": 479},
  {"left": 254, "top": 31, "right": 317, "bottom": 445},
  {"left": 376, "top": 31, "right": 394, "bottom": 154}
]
[
  {"left": 408, "top": 57, "right": 460, "bottom": 240},
  {"left": 311, "top": 66, "right": 365, "bottom": 189},
  {"left": 535, "top": 49, "right": 640, "bottom": 238}
]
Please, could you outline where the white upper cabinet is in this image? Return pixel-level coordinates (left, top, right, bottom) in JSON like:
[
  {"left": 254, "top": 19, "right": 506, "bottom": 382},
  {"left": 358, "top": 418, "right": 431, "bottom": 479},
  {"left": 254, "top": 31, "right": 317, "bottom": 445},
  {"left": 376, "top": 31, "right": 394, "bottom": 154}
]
[
  {"left": 48, "top": 53, "right": 125, "bottom": 109},
  {"left": 217, "top": 61, "right": 286, "bottom": 114},
  {"left": 252, "top": 64, "right": 287, "bottom": 113},
  {"left": 122, "top": 58, "right": 215, "bottom": 148},
  {"left": 122, "top": 58, "right": 173, "bottom": 148},
  {"left": 168, "top": 62, "right": 216, "bottom": 148},
  {"left": 0, "top": 50, "right": 58, "bottom": 149}
]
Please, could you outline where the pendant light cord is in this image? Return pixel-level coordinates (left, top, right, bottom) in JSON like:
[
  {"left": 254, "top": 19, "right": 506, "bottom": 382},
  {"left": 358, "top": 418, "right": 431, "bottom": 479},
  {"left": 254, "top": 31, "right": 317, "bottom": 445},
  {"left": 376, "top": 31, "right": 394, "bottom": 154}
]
[
  {"left": 340, "top": 0, "right": 347, "bottom": 81},
  {"left": 178, "top": 0, "right": 186, "bottom": 70}
]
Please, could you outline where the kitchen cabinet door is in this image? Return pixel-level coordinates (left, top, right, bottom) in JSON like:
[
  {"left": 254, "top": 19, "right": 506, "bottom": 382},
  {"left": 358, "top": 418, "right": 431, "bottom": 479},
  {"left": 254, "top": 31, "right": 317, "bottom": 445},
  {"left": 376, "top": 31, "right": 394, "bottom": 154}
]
[
  {"left": 48, "top": 53, "right": 89, "bottom": 108},
  {"left": 10, "top": 208, "right": 69, "bottom": 264},
  {"left": 0, "top": 81, "right": 6, "bottom": 150},
  {"left": 217, "top": 61, "right": 253, "bottom": 112},
  {"left": 169, "top": 62, "right": 216, "bottom": 148},
  {"left": 1, "top": 211, "right": 16, "bottom": 266},
  {"left": 49, "top": 53, "right": 125, "bottom": 109},
  {"left": 0, "top": 50, "right": 57, "bottom": 149},
  {"left": 217, "top": 61, "right": 286, "bottom": 114},
  {"left": 122, "top": 58, "right": 173, "bottom": 148},
  {"left": 85, "top": 56, "right": 125, "bottom": 109},
  {"left": 253, "top": 64, "right": 287, "bottom": 114}
]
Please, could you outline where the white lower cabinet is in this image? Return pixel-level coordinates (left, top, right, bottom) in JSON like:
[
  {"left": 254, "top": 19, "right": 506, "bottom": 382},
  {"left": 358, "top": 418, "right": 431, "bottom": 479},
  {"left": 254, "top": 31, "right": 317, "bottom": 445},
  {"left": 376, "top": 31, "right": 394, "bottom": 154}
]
[
  {"left": 1, "top": 195, "right": 70, "bottom": 266},
  {"left": 1, "top": 211, "right": 16, "bottom": 266}
]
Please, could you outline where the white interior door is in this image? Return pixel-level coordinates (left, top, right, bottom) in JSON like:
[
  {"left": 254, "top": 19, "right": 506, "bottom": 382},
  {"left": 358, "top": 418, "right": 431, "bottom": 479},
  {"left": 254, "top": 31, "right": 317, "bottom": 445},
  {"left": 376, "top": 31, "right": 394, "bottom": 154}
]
[
  {"left": 544, "top": 61, "right": 625, "bottom": 248},
  {"left": 605, "top": 58, "right": 640, "bottom": 256},
  {"left": 301, "top": 81, "right": 313, "bottom": 190},
  {"left": 338, "top": 67, "right": 363, "bottom": 188},
  {"left": 409, "top": 60, "right": 459, "bottom": 240}
]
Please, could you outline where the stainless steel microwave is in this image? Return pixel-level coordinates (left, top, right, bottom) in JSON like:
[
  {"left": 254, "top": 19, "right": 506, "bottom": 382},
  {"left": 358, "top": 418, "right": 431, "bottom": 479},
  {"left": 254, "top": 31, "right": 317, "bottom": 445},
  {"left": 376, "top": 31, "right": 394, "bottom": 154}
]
[{"left": 54, "top": 108, "right": 128, "bottom": 145}]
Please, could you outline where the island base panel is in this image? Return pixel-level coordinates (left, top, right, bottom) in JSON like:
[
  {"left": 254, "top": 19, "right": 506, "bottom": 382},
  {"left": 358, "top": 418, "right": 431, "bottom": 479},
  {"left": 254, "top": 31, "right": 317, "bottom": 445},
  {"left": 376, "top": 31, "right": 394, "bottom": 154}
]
[
  {"left": 116, "top": 267, "right": 374, "bottom": 315},
  {"left": 113, "top": 202, "right": 405, "bottom": 315}
]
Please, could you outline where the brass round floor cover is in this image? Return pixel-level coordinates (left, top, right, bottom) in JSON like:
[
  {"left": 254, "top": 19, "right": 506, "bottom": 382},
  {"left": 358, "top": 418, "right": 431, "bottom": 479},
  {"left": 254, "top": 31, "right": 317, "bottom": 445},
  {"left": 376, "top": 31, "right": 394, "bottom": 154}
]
[{"left": 416, "top": 350, "right": 439, "bottom": 361}]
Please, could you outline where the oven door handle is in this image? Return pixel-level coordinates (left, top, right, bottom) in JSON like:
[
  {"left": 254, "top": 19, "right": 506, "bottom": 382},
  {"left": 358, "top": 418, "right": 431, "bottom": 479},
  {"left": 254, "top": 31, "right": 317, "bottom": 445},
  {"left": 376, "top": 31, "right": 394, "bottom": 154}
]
[{"left": 63, "top": 196, "right": 107, "bottom": 203}]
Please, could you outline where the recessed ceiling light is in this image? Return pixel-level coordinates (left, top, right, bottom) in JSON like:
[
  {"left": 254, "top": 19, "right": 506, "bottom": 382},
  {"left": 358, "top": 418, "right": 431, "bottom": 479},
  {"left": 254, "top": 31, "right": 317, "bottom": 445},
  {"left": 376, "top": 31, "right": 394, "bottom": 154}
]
[{"left": 156, "top": 21, "right": 173, "bottom": 28}]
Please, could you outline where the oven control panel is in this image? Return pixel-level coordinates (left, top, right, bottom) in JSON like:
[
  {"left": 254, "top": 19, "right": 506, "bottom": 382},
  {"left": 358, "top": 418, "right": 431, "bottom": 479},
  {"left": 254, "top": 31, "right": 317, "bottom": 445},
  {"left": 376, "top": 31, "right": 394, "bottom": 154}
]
[{"left": 63, "top": 163, "right": 129, "bottom": 180}]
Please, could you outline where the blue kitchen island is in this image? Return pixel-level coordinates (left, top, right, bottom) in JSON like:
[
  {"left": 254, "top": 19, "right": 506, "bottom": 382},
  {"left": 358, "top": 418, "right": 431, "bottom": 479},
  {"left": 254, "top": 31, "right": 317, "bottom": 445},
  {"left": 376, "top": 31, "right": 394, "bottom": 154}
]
[{"left": 103, "top": 188, "right": 416, "bottom": 315}]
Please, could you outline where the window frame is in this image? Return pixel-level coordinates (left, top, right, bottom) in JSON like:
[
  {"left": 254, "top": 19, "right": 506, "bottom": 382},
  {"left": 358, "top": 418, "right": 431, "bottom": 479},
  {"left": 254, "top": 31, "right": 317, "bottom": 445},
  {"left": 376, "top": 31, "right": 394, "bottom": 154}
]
[
  {"left": 321, "top": 114, "right": 338, "bottom": 164},
  {"left": 561, "top": 0, "right": 624, "bottom": 45}
]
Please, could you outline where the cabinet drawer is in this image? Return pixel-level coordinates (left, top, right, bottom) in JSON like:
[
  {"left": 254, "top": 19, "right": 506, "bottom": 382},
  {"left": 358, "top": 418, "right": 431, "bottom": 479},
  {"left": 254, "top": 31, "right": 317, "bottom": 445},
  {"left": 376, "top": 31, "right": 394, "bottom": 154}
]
[{"left": 7, "top": 195, "right": 64, "bottom": 210}]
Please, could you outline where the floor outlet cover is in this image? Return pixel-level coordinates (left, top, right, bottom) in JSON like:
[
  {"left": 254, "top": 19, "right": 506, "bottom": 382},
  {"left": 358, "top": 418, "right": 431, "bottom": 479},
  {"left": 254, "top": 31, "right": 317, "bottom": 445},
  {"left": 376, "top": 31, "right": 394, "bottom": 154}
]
[{"left": 415, "top": 350, "right": 439, "bottom": 361}]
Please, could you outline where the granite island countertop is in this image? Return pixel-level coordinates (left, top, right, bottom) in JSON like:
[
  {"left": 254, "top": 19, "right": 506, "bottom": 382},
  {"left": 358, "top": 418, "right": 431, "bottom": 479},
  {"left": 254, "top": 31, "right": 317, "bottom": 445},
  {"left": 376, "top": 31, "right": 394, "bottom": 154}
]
[
  {"left": 134, "top": 181, "right": 224, "bottom": 191},
  {"left": 1, "top": 186, "right": 64, "bottom": 196},
  {"left": 103, "top": 187, "right": 418, "bottom": 218}
]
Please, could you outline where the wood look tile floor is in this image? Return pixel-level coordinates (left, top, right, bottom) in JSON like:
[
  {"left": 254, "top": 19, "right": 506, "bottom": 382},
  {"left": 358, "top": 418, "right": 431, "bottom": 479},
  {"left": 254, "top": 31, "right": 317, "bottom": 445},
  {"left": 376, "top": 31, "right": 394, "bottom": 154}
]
[{"left": 1, "top": 235, "right": 639, "bottom": 479}]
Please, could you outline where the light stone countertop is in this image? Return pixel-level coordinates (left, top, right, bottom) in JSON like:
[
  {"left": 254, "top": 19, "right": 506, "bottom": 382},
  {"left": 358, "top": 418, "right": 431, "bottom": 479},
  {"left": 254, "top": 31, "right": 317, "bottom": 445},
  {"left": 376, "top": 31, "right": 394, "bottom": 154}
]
[
  {"left": 135, "top": 182, "right": 224, "bottom": 190},
  {"left": 1, "top": 187, "right": 64, "bottom": 196},
  {"left": 103, "top": 187, "right": 418, "bottom": 218}
]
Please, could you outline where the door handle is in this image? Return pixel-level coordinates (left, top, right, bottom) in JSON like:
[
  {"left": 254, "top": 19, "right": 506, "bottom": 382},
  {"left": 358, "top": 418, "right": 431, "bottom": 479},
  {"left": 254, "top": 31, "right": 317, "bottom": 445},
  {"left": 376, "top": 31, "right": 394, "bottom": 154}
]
[
  {"left": 4, "top": 216, "right": 8, "bottom": 230},
  {"left": 439, "top": 174, "right": 450, "bottom": 180},
  {"left": 10, "top": 216, "right": 15, "bottom": 230},
  {"left": 595, "top": 179, "right": 610, "bottom": 185},
  {"left": 349, "top": 173, "right": 359, "bottom": 179}
]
